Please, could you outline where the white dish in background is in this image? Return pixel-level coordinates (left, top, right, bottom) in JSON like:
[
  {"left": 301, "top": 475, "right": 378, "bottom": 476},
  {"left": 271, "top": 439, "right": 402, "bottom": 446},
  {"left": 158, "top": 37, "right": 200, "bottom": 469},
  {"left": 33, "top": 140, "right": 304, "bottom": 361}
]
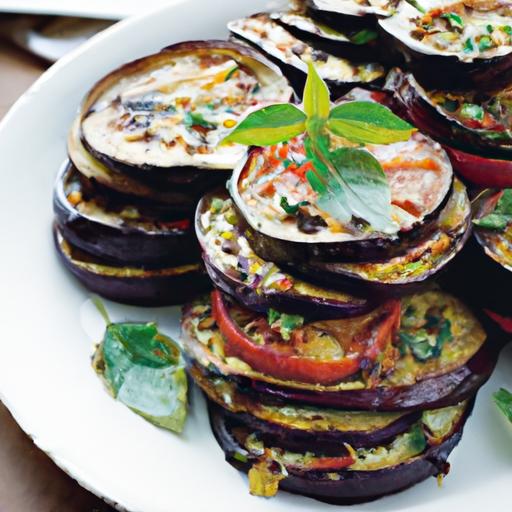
[
  {"left": 0, "top": 0, "right": 181, "bottom": 20},
  {"left": 0, "top": 0, "right": 511, "bottom": 511}
]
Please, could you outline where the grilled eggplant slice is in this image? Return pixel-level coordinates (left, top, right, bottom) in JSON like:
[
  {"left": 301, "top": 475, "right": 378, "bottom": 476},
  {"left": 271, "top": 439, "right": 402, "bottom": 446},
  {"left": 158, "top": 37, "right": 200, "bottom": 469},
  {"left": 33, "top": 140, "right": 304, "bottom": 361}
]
[
  {"left": 190, "top": 362, "right": 420, "bottom": 450},
  {"left": 379, "top": 1, "right": 512, "bottom": 91},
  {"left": 208, "top": 399, "right": 470, "bottom": 503},
  {"left": 54, "top": 162, "right": 199, "bottom": 266},
  {"left": 291, "top": 178, "right": 471, "bottom": 296},
  {"left": 75, "top": 40, "right": 293, "bottom": 186},
  {"left": 68, "top": 118, "right": 200, "bottom": 207},
  {"left": 54, "top": 227, "right": 209, "bottom": 306},
  {"left": 269, "top": 11, "right": 380, "bottom": 61},
  {"left": 196, "top": 191, "right": 371, "bottom": 319},
  {"left": 228, "top": 14, "right": 385, "bottom": 98},
  {"left": 230, "top": 103, "right": 453, "bottom": 264},
  {"left": 181, "top": 290, "right": 497, "bottom": 410},
  {"left": 306, "top": 0, "right": 398, "bottom": 31}
]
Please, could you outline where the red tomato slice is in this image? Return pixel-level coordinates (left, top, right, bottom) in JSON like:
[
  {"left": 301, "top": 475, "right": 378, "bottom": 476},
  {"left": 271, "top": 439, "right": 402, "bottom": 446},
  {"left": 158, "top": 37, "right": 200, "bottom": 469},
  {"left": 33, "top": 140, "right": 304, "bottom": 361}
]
[{"left": 211, "top": 291, "right": 400, "bottom": 385}]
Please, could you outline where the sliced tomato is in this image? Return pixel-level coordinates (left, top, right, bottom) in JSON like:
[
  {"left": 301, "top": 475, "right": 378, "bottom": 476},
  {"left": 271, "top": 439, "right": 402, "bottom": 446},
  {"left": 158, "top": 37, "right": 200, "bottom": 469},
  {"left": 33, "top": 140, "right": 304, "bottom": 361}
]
[
  {"left": 485, "top": 309, "right": 512, "bottom": 334},
  {"left": 211, "top": 291, "right": 400, "bottom": 385}
]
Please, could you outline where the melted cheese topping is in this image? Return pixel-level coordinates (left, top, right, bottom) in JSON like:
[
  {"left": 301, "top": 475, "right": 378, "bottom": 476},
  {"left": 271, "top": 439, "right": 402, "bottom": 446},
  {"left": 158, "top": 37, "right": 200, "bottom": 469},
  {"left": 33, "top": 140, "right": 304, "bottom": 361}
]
[
  {"left": 82, "top": 51, "right": 292, "bottom": 170},
  {"left": 233, "top": 131, "right": 452, "bottom": 243},
  {"left": 228, "top": 14, "right": 384, "bottom": 83}
]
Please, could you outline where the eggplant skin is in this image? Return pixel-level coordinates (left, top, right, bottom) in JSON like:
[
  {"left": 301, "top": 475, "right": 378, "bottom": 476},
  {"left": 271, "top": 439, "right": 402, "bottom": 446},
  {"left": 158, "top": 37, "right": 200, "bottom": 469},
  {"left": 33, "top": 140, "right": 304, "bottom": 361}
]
[
  {"left": 191, "top": 364, "right": 421, "bottom": 451},
  {"left": 204, "top": 256, "right": 372, "bottom": 320},
  {"left": 53, "top": 226, "right": 210, "bottom": 307},
  {"left": 53, "top": 163, "right": 200, "bottom": 267},
  {"left": 382, "top": 36, "right": 512, "bottom": 93},
  {"left": 208, "top": 401, "right": 465, "bottom": 505},
  {"left": 305, "top": 1, "right": 379, "bottom": 33},
  {"left": 244, "top": 338, "right": 500, "bottom": 412}
]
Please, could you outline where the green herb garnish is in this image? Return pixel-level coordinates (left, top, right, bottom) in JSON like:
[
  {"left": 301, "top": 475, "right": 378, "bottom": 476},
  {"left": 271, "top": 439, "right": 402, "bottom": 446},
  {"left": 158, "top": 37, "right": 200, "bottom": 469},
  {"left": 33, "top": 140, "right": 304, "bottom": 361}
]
[
  {"left": 463, "top": 38, "right": 474, "bottom": 53},
  {"left": 493, "top": 388, "right": 512, "bottom": 422},
  {"left": 460, "top": 103, "right": 484, "bottom": 121},
  {"left": 224, "top": 66, "right": 239, "bottom": 81},
  {"left": 223, "top": 63, "right": 415, "bottom": 232},
  {"left": 267, "top": 308, "right": 304, "bottom": 341},
  {"left": 350, "top": 29, "right": 378, "bottom": 45},
  {"left": 474, "top": 189, "right": 512, "bottom": 230},
  {"left": 92, "top": 302, "right": 187, "bottom": 433},
  {"left": 441, "top": 12, "right": 464, "bottom": 30},
  {"left": 478, "top": 35, "right": 493, "bottom": 52},
  {"left": 185, "top": 111, "right": 216, "bottom": 129},
  {"left": 280, "top": 196, "right": 309, "bottom": 215},
  {"left": 399, "top": 316, "right": 452, "bottom": 362}
]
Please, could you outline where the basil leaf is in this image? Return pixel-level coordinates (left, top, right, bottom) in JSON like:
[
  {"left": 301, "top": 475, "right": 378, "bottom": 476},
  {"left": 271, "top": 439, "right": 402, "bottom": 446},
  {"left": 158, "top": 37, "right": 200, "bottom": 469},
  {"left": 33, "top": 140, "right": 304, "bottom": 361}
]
[
  {"left": 493, "top": 388, "right": 512, "bottom": 422},
  {"left": 303, "top": 61, "right": 330, "bottom": 119},
  {"left": 223, "top": 104, "right": 306, "bottom": 146},
  {"left": 329, "top": 147, "right": 395, "bottom": 232},
  {"left": 474, "top": 190, "right": 512, "bottom": 231},
  {"left": 327, "top": 101, "right": 415, "bottom": 144},
  {"left": 96, "top": 322, "right": 187, "bottom": 433}
]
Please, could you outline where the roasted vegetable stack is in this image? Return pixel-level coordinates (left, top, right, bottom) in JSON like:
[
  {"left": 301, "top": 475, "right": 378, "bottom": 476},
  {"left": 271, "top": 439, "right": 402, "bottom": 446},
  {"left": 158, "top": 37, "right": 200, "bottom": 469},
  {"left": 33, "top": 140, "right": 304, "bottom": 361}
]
[
  {"left": 52, "top": 40, "right": 293, "bottom": 305},
  {"left": 181, "top": 75, "right": 502, "bottom": 504}
]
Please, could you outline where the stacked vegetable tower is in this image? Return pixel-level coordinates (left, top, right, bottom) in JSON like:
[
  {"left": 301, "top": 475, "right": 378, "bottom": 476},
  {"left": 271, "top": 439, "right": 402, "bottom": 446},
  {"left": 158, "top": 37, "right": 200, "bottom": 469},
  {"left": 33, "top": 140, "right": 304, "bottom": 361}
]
[
  {"left": 52, "top": 41, "right": 293, "bottom": 305},
  {"left": 182, "top": 48, "right": 502, "bottom": 500}
]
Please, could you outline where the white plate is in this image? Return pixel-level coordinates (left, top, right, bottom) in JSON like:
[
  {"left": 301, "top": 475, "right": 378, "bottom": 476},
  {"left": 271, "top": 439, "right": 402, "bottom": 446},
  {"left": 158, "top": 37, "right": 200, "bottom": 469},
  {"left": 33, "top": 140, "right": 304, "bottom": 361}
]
[
  {"left": 0, "top": 1, "right": 511, "bottom": 511},
  {"left": 0, "top": 0, "right": 185, "bottom": 20}
]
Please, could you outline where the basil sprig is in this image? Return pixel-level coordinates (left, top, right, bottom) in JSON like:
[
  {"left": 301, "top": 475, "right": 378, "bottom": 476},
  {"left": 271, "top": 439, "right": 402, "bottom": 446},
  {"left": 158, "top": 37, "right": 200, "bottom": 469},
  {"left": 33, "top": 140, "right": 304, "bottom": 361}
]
[
  {"left": 93, "top": 301, "right": 187, "bottom": 433},
  {"left": 223, "top": 62, "right": 415, "bottom": 232},
  {"left": 474, "top": 189, "right": 512, "bottom": 231},
  {"left": 493, "top": 388, "right": 512, "bottom": 423}
]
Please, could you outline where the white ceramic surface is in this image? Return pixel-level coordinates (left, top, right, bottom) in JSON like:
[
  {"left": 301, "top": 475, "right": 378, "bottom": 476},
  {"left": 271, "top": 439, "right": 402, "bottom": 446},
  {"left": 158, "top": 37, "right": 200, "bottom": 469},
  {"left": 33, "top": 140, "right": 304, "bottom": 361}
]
[
  {"left": 0, "top": 1, "right": 511, "bottom": 511},
  {"left": 0, "top": 0, "right": 181, "bottom": 20}
]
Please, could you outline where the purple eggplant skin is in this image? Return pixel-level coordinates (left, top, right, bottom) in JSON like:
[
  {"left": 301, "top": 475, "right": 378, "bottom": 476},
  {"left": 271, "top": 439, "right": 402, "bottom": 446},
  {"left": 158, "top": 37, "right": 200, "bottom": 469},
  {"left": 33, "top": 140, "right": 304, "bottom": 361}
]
[
  {"left": 196, "top": 191, "right": 373, "bottom": 319},
  {"left": 287, "top": 213, "right": 470, "bottom": 299},
  {"left": 385, "top": 38, "right": 512, "bottom": 92},
  {"left": 305, "top": 1, "right": 379, "bottom": 33},
  {"left": 228, "top": 34, "right": 384, "bottom": 101},
  {"left": 242, "top": 337, "right": 502, "bottom": 412},
  {"left": 387, "top": 70, "right": 512, "bottom": 161},
  {"left": 53, "top": 226, "right": 210, "bottom": 307},
  {"left": 53, "top": 163, "right": 200, "bottom": 267},
  {"left": 205, "top": 397, "right": 420, "bottom": 453},
  {"left": 208, "top": 401, "right": 467, "bottom": 505},
  {"left": 80, "top": 40, "right": 292, "bottom": 185},
  {"left": 204, "top": 256, "right": 373, "bottom": 320},
  {"left": 271, "top": 15, "right": 380, "bottom": 63}
]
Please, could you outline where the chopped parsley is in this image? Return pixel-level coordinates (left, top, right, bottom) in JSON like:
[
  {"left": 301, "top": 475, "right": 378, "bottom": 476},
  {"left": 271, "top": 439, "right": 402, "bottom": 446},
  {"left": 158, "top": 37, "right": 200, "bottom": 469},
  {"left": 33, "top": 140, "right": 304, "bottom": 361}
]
[
  {"left": 463, "top": 38, "right": 474, "bottom": 53},
  {"left": 460, "top": 103, "right": 484, "bottom": 121},
  {"left": 280, "top": 196, "right": 309, "bottom": 215},
  {"left": 478, "top": 35, "right": 493, "bottom": 52},
  {"left": 185, "top": 111, "right": 216, "bottom": 129},
  {"left": 441, "top": 12, "right": 464, "bottom": 30},
  {"left": 267, "top": 308, "right": 304, "bottom": 341},
  {"left": 474, "top": 189, "right": 512, "bottom": 231}
]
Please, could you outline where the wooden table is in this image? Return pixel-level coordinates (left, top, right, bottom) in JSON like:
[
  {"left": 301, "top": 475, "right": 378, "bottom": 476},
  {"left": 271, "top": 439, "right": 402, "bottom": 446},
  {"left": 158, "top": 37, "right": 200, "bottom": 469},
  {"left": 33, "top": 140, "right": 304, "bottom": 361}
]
[{"left": 0, "top": 36, "right": 114, "bottom": 512}]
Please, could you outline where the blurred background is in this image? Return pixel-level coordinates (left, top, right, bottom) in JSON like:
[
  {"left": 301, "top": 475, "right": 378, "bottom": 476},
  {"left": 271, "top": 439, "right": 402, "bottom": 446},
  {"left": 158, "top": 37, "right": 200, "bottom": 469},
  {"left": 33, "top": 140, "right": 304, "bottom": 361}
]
[{"left": 0, "top": 3, "right": 172, "bottom": 510}]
